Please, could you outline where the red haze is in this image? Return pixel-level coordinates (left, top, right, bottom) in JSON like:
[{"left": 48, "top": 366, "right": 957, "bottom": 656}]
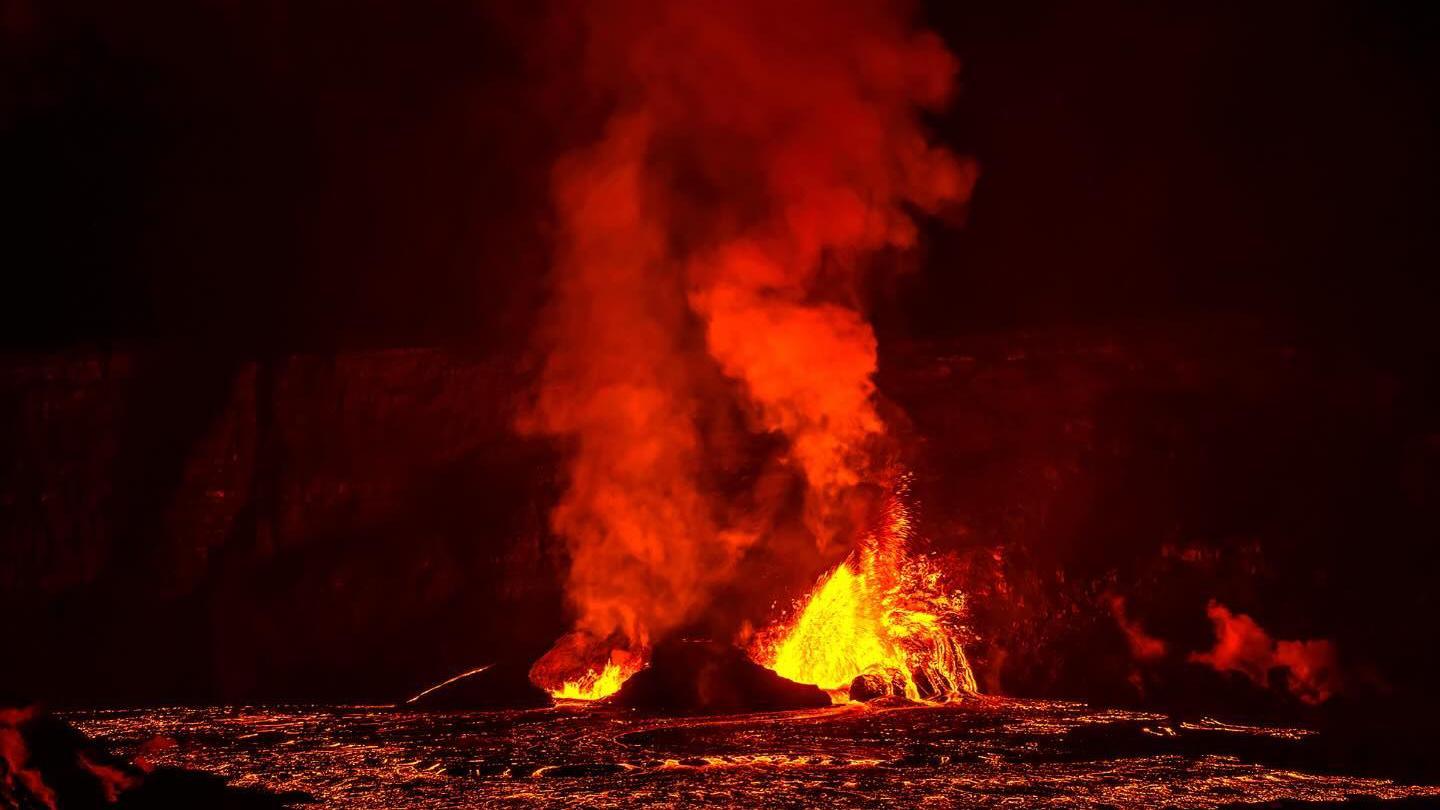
[
  {"left": 1105, "top": 594, "right": 1166, "bottom": 662},
  {"left": 1190, "top": 600, "right": 1341, "bottom": 705},
  {"left": 522, "top": 0, "right": 974, "bottom": 671}
]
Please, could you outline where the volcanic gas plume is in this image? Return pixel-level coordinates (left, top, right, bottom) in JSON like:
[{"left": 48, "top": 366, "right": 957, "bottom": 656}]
[
  {"left": 1190, "top": 601, "right": 1342, "bottom": 705},
  {"left": 522, "top": 0, "right": 976, "bottom": 698}
]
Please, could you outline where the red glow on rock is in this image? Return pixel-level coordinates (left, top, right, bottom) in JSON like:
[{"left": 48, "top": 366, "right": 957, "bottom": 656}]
[{"left": 0, "top": 707, "right": 57, "bottom": 810}]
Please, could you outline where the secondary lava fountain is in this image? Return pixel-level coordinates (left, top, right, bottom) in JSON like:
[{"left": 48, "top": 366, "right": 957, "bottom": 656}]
[
  {"left": 549, "top": 660, "right": 643, "bottom": 702},
  {"left": 538, "top": 477, "right": 981, "bottom": 705},
  {"left": 754, "top": 481, "right": 978, "bottom": 701}
]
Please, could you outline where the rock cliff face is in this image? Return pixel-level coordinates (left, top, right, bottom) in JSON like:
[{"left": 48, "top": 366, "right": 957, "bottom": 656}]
[
  {"left": 2, "top": 321, "right": 1436, "bottom": 713},
  {"left": 2, "top": 347, "right": 564, "bottom": 704}
]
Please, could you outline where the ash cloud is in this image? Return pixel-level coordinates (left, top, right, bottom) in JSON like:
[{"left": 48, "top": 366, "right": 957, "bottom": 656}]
[{"left": 523, "top": 0, "right": 975, "bottom": 660}]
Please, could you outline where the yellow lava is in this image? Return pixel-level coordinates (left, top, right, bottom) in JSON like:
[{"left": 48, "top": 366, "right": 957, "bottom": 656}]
[
  {"left": 756, "top": 487, "right": 978, "bottom": 701},
  {"left": 549, "top": 660, "right": 638, "bottom": 701}
]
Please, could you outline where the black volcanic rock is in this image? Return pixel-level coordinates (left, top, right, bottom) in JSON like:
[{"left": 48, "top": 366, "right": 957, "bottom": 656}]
[
  {"left": 404, "top": 662, "right": 551, "bottom": 711},
  {"left": 116, "top": 768, "right": 312, "bottom": 809},
  {"left": 1, "top": 704, "right": 136, "bottom": 808},
  {"left": 850, "top": 668, "right": 908, "bottom": 702},
  {"left": 611, "top": 640, "right": 831, "bottom": 715},
  {"left": 0, "top": 702, "right": 305, "bottom": 808}
]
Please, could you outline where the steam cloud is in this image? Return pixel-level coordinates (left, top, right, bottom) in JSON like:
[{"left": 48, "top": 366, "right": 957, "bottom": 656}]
[
  {"left": 521, "top": 0, "right": 974, "bottom": 658},
  {"left": 1189, "top": 601, "right": 1341, "bottom": 705},
  {"left": 1105, "top": 594, "right": 1166, "bottom": 662}
]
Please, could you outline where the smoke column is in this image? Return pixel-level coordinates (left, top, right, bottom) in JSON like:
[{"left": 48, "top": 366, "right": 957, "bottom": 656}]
[{"left": 522, "top": 0, "right": 975, "bottom": 675}]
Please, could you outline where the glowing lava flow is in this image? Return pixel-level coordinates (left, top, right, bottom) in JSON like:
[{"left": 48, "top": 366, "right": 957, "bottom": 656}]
[
  {"left": 753, "top": 487, "right": 978, "bottom": 702},
  {"left": 549, "top": 660, "right": 642, "bottom": 701},
  {"left": 539, "top": 485, "right": 978, "bottom": 704}
]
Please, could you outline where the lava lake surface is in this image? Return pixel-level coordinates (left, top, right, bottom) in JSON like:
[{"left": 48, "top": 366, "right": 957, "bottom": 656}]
[{"left": 66, "top": 698, "right": 1440, "bottom": 808}]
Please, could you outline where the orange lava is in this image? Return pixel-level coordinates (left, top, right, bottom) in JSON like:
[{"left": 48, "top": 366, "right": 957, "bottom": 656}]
[
  {"left": 549, "top": 660, "right": 643, "bottom": 702},
  {"left": 753, "top": 484, "right": 978, "bottom": 701},
  {"left": 520, "top": 0, "right": 976, "bottom": 689}
]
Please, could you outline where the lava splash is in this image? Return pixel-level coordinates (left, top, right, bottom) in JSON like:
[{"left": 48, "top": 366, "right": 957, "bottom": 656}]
[
  {"left": 534, "top": 481, "right": 978, "bottom": 705},
  {"left": 753, "top": 484, "right": 978, "bottom": 702},
  {"left": 550, "top": 659, "right": 645, "bottom": 702}
]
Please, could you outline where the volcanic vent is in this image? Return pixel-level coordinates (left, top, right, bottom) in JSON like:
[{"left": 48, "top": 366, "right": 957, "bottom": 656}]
[
  {"left": 519, "top": 0, "right": 980, "bottom": 703},
  {"left": 753, "top": 481, "right": 978, "bottom": 702}
]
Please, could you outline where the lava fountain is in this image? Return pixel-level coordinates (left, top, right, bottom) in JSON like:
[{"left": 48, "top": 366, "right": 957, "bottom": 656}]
[
  {"left": 522, "top": 0, "right": 978, "bottom": 700},
  {"left": 753, "top": 479, "right": 978, "bottom": 702},
  {"left": 539, "top": 478, "right": 980, "bottom": 704},
  {"left": 549, "top": 659, "right": 644, "bottom": 702}
]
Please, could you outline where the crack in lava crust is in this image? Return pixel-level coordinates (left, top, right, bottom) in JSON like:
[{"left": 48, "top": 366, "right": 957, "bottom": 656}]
[{"left": 67, "top": 699, "right": 1440, "bottom": 808}]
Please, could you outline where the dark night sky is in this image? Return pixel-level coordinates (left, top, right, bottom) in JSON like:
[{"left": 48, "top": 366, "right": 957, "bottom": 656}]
[
  {"left": 3, "top": 1, "right": 1436, "bottom": 358},
  {"left": 905, "top": 2, "right": 1440, "bottom": 363}
]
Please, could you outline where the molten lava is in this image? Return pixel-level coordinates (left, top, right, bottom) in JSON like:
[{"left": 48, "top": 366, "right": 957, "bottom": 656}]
[
  {"left": 753, "top": 485, "right": 978, "bottom": 701},
  {"left": 521, "top": 0, "right": 976, "bottom": 699},
  {"left": 549, "top": 660, "right": 643, "bottom": 702},
  {"left": 533, "top": 484, "right": 978, "bottom": 704}
]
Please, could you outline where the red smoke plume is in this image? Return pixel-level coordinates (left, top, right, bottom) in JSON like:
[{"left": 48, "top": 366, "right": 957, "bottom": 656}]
[
  {"left": 1105, "top": 594, "right": 1166, "bottom": 662},
  {"left": 523, "top": 0, "right": 973, "bottom": 681},
  {"left": 1190, "top": 600, "right": 1341, "bottom": 705}
]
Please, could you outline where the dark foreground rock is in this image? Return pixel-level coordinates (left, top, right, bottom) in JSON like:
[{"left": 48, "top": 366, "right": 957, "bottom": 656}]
[
  {"left": 849, "top": 668, "right": 908, "bottom": 702},
  {"left": 611, "top": 640, "right": 831, "bottom": 715},
  {"left": 1, "top": 703, "right": 308, "bottom": 808},
  {"left": 116, "top": 768, "right": 313, "bottom": 809},
  {"left": 404, "top": 662, "right": 551, "bottom": 711}
]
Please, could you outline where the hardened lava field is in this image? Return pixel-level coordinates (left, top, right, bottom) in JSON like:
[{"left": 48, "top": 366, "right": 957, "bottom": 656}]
[{"left": 69, "top": 698, "right": 1439, "bottom": 808}]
